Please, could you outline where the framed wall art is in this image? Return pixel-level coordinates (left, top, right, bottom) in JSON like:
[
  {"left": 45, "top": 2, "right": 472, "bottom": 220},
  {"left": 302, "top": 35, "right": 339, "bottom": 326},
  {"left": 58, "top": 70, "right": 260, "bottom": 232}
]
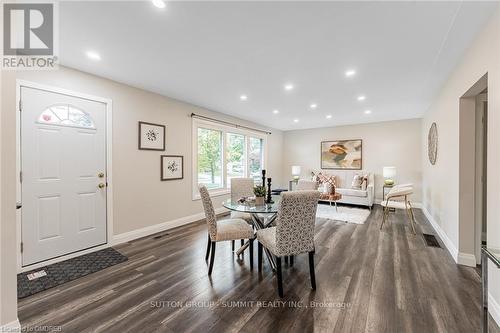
[
  {"left": 321, "top": 139, "right": 362, "bottom": 170},
  {"left": 138, "top": 121, "right": 165, "bottom": 151},
  {"left": 161, "top": 155, "right": 184, "bottom": 181}
]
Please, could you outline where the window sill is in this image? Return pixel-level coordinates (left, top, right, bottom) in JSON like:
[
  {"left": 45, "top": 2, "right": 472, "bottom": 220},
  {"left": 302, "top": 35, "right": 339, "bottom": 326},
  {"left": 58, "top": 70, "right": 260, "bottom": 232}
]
[{"left": 192, "top": 189, "right": 230, "bottom": 201}]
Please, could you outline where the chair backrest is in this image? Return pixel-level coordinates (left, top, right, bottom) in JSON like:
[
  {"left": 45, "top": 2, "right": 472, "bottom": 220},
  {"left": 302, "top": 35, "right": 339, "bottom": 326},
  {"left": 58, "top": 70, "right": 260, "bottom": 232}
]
[
  {"left": 296, "top": 179, "right": 319, "bottom": 191},
  {"left": 275, "top": 190, "right": 320, "bottom": 256},
  {"left": 230, "top": 178, "right": 254, "bottom": 201},
  {"left": 198, "top": 185, "right": 217, "bottom": 240}
]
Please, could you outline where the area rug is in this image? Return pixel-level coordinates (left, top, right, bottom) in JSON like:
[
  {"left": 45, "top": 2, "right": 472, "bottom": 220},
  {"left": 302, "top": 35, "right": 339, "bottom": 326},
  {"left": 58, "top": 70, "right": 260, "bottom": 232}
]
[
  {"left": 316, "top": 204, "right": 371, "bottom": 224},
  {"left": 17, "top": 247, "right": 128, "bottom": 299}
]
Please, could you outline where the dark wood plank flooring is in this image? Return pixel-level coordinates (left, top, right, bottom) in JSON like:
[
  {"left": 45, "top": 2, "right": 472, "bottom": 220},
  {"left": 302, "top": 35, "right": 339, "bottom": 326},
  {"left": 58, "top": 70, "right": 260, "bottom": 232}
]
[{"left": 18, "top": 205, "right": 500, "bottom": 333}]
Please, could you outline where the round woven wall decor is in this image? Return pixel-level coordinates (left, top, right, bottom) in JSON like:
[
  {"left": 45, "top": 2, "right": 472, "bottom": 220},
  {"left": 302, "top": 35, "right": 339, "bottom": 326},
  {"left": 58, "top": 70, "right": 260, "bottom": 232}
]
[{"left": 428, "top": 122, "right": 438, "bottom": 165}]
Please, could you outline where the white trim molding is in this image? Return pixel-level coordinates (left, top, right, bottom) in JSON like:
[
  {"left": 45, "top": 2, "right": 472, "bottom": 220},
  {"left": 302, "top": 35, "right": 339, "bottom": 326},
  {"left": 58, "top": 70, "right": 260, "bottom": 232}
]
[
  {"left": 422, "top": 206, "right": 459, "bottom": 262},
  {"left": 457, "top": 252, "right": 477, "bottom": 267},
  {"left": 0, "top": 318, "right": 21, "bottom": 332},
  {"left": 113, "top": 207, "right": 228, "bottom": 245},
  {"left": 490, "top": 292, "right": 500, "bottom": 328},
  {"left": 421, "top": 206, "right": 476, "bottom": 267}
]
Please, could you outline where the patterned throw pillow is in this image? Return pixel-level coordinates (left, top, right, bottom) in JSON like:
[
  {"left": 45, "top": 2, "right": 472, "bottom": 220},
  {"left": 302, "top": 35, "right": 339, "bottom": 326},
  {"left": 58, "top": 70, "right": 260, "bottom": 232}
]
[
  {"left": 351, "top": 175, "right": 364, "bottom": 189},
  {"left": 313, "top": 172, "right": 335, "bottom": 194}
]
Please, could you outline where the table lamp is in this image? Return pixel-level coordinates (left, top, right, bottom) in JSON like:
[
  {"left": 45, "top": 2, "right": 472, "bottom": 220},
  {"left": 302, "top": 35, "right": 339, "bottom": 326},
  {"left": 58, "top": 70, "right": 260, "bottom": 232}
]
[
  {"left": 383, "top": 166, "right": 396, "bottom": 185},
  {"left": 291, "top": 166, "right": 301, "bottom": 181}
]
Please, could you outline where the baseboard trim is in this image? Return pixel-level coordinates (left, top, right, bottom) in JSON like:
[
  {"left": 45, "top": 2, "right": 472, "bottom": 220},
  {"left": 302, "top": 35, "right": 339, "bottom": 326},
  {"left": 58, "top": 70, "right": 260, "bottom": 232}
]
[
  {"left": 0, "top": 318, "right": 21, "bottom": 332},
  {"left": 113, "top": 207, "right": 228, "bottom": 245},
  {"left": 421, "top": 206, "right": 459, "bottom": 262},
  {"left": 457, "top": 252, "right": 476, "bottom": 267},
  {"left": 489, "top": 293, "right": 500, "bottom": 327}
]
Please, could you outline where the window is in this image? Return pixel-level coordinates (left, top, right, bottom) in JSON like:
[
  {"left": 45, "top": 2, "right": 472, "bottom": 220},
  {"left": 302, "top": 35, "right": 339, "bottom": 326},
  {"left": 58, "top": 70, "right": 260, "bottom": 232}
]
[
  {"left": 197, "top": 128, "right": 223, "bottom": 190},
  {"left": 193, "top": 119, "right": 266, "bottom": 199},
  {"left": 38, "top": 105, "right": 95, "bottom": 129},
  {"left": 226, "top": 133, "right": 245, "bottom": 187},
  {"left": 248, "top": 137, "right": 263, "bottom": 183}
]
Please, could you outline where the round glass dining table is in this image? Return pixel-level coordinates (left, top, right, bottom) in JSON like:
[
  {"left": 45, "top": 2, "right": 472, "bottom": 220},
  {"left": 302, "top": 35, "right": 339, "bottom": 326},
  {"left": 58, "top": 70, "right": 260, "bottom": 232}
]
[
  {"left": 222, "top": 195, "right": 281, "bottom": 270},
  {"left": 222, "top": 195, "right": 281, "bottom": 215}
]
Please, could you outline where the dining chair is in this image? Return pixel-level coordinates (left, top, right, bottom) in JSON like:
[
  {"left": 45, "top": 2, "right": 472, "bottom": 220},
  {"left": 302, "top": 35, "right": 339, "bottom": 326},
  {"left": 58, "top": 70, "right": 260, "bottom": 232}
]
[
  {"left": 199, "top": 185, "right": 255, "bottom": 275},
  {"left": 230, "top": 178, "right": 255, "bottom": 251},
  {"left": 230, "top": 178, "right": 254, "bottom": 223},
  {"left": 296, "top": 180, "right": 319, "bottom": 191},
  {"left": 380, "top": 185, "right": 417, "bottom": 234},
  {"left": 256, "top": 190, "right": 320, "bottom": 297}
]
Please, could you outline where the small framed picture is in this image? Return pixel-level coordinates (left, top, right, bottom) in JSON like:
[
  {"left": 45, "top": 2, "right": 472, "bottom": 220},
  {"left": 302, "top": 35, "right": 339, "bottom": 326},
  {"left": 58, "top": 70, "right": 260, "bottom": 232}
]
[
  {"left": 138, "top": 121, "right": 165, "bottom": 151},
  {"left": 161, "top": 155, "right": 184, "bottom": 181}
]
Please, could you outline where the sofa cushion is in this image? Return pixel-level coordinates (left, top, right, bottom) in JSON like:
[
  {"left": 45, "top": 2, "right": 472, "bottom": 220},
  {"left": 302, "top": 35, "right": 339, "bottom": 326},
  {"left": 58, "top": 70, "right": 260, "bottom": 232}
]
[
  {"left": 336, "top": 188, "right": 368, "bottom": 198},
  {"left": 351, "top": 174, "right": 364, "bottom": 189}
]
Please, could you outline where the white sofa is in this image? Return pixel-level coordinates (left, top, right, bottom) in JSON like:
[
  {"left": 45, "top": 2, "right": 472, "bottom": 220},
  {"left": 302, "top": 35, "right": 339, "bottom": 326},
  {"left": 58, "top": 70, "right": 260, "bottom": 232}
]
[{"left": 314, "top": 170, "right": 374, "bottom": 209}]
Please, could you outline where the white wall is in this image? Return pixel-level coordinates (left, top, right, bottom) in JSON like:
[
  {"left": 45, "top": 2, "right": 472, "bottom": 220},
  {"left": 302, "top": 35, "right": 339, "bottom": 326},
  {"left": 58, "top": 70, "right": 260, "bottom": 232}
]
[
  {"left": 421, "top": 7, "right": 500, "bottom": 325},
  {"left": 282, "top": 118, "right": 422, "bottom": 203}
]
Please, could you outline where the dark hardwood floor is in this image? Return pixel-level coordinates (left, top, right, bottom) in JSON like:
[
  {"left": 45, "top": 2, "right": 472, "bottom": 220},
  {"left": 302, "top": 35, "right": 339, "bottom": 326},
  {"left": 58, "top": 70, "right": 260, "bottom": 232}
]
[{"left": 18, "top": 205, "right": 500, "bottom": 333}]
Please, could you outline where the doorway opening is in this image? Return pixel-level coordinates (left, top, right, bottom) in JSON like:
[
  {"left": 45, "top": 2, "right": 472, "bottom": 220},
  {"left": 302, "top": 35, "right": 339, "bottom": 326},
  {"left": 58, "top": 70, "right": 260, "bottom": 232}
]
[{"left": 458, "top": 73, "right": 487, "bottom": 267}]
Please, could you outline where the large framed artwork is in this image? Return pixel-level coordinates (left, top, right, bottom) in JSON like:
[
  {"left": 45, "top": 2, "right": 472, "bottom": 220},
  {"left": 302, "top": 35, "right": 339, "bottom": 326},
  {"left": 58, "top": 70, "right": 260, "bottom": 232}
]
[
  {"left": 161, "top": 155, "right": 184, "bottom": 181},
  {"left": 321, "top": 139, "right": 362, "bottom": 170},
  {"left": 138, "top": 121, "right": 165, "bottom": 151}
]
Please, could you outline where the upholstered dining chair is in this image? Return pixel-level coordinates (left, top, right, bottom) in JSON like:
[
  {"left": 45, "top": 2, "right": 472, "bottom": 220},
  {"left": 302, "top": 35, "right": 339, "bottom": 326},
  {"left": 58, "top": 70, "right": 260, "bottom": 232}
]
[
  {"left": 380, "top": 185, "right": 417, "bottom": 234},
  {"left": 230, "top": 178, "right": 255, "bottom": 251},
  {"left": 296, "top": 179, "right": 319, "bottom": 191},
  {"left": 256, "top": 190, "right": 320, "bottom": 297},
  {"left": 199, "top": 185, "right": 255, "bottom": 275},
  {"left": 230, "top": 178, "right": 254, "bottom": 223}
]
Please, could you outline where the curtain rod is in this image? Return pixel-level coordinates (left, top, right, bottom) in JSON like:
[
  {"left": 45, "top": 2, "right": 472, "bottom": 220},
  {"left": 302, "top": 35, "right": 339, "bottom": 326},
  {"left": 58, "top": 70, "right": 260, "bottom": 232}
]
[{"left": 190, "top": 113, "right": 272, "bottom": 135}]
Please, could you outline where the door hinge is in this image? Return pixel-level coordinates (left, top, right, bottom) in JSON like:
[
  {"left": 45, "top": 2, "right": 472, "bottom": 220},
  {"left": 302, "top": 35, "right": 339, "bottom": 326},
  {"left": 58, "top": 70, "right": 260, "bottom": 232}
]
[
  {"left": 19, "top": 171, "right": 22, "bottom": 183},
  {"left": 19, "top": 100, "right": 22, "bottom": 112},
  {"left": 20, "top": 242, "right": 23, "bottom": 253}
]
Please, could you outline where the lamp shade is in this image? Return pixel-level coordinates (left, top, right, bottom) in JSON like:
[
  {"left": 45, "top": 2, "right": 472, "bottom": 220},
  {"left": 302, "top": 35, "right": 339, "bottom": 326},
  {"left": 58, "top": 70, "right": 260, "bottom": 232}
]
[
  {"left": 383, "top": 166, "right": 396, "bottom": 178},
  {"left": 291, "top": 165, "right": 301, "bottom": 176}
]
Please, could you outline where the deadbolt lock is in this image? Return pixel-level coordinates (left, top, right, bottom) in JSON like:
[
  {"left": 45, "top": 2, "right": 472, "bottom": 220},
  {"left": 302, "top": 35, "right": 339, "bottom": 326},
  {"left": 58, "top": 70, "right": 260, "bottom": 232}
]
[{"left": 98, "top": 172, "right": 105, "bottom": 178}]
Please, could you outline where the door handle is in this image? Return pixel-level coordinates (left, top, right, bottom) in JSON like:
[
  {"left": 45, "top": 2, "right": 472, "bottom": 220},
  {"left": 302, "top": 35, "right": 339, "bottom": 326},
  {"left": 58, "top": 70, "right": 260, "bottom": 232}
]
[{"left": 98, "top": 183, "right": 106, "bottom": 189}]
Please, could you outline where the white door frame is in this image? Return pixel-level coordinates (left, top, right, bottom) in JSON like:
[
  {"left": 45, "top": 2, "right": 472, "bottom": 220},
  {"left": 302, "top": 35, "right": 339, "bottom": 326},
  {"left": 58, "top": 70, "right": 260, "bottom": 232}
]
[{"left": 16, "top": 80, "right": 113, "bottom": 272}]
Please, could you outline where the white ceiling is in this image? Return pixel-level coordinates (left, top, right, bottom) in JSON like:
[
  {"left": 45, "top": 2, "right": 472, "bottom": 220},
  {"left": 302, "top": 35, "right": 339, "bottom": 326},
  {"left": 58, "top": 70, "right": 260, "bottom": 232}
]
[{"left": 59, "top": 1, "right": 497, "bottom": 131}]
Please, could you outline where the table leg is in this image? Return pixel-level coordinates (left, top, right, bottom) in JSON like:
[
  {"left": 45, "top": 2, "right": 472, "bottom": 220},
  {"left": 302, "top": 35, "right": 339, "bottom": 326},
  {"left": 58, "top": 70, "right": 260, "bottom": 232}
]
[{"left": 250, "top": 213, "right": 277, "bottom": 271}]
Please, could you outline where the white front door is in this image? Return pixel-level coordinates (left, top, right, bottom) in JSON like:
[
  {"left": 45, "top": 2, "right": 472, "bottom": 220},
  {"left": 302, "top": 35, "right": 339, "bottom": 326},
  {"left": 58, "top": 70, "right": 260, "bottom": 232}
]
[{"left": 21, "top": 86, "right": 107, "bottom": 266}]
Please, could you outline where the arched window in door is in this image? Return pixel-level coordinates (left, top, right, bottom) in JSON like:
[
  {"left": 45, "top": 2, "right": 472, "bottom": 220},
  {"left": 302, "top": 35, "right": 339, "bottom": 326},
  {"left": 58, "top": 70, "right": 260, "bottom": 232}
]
[{"left": 38, "top": 105, "right": 95, "bottom": 129}]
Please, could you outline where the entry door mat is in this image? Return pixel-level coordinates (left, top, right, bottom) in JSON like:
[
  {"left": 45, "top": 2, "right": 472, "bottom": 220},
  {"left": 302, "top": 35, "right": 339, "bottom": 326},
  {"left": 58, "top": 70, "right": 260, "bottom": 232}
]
[{"left": 17, "top": 248, "right": 128, "bottom": 299}]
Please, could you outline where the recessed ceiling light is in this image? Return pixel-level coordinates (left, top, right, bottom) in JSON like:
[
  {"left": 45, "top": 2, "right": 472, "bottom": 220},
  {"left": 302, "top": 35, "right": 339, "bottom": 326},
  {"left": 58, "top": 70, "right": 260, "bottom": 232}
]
[
  {"left": 293, "top": 118, "right": 299, "bottom": 123},
  {"left": 357, "top": 95, "right": 366, "bottom": 101},
  {"left": 345, "top": 69, "right": 356, "bottom": 77},
  {"left": 272, "top": 109, "right": 279, "bottom": 114},
  {"left": 86, "top": 51, "right": 101, "bottom": 61},
  {"left": 326, "top": 115, "right": 332, "bottom": 119},
  {"left": 240, "top": 95, "right": 248, "bottom": 101},
  {"left": 152, "top": 0, "right": 166, "bottom": 9},
  {"left": 310, "top": 103, "right": 318, "bottom": 109},
  {"left": 364, "top": 110, "right": 372, "bottom": 114},
  {"left": 284, "top": 83, "right": 294, "bottom": 91}
]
